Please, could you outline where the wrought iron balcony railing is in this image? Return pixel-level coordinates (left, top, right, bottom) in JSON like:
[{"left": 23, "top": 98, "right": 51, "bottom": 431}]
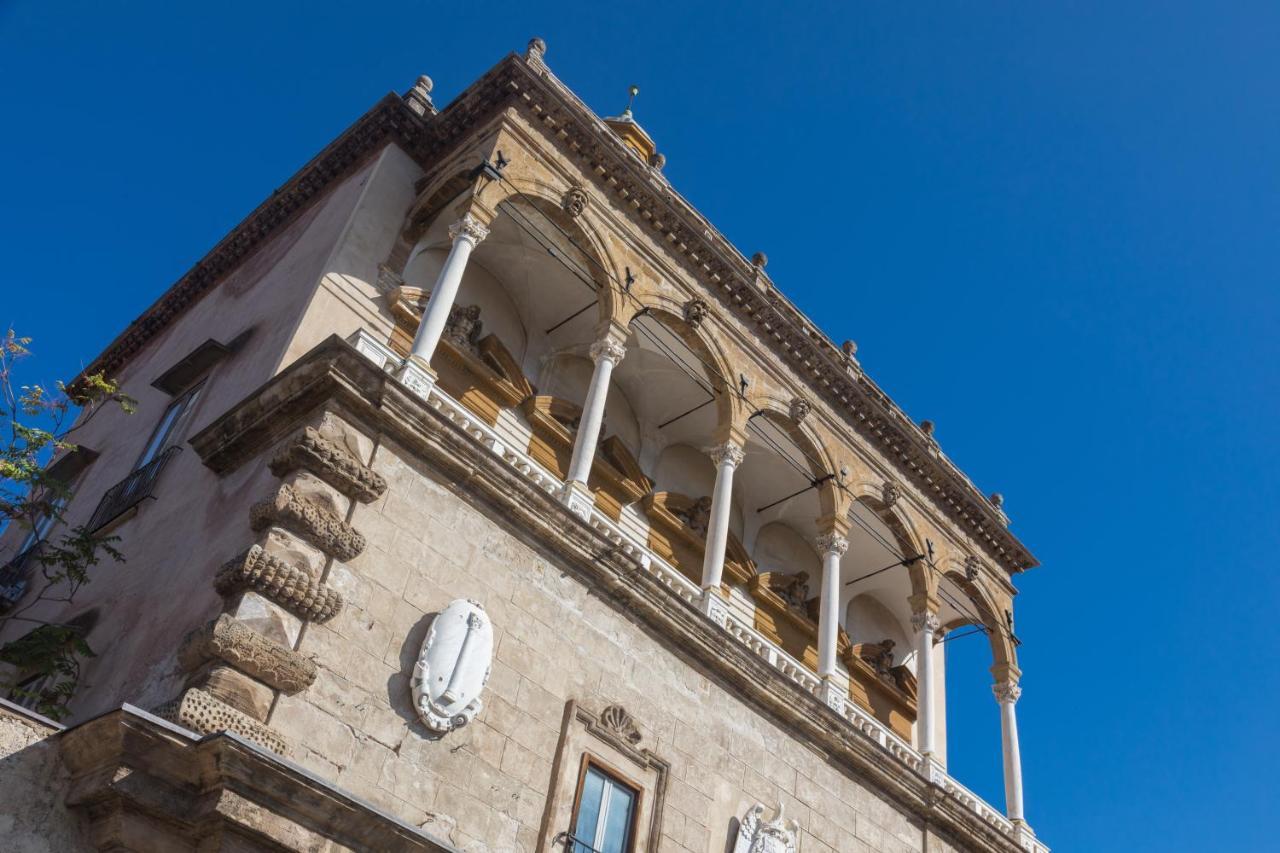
[
  {"left": 85, "top": 446, "right": 182, "bottom": 534},
  {"left": 0, "top": 539, "right": 45, "bottom": 613}
]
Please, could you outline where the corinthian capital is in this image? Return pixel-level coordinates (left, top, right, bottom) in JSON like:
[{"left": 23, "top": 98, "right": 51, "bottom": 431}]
[
  {"left": 589, "top": 338, "right": 626, "bottom": 366},
  {"left": 708, "top": 442, "right": 745, "bottom": 469},
  {"left": 449, "top": 214, "right": 490, "bottom": 245},
  {"left": 993, "top": 680, "right": 1022, "bottom": 704},
  {"left": 911, "top": 609, "right": 942, "bottom": 635},
  {"left": 815, "top": 533, "right": 849, "bottom": 558}
]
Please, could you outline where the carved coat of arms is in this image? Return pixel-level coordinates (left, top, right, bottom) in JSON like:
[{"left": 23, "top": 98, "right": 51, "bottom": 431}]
[
  {"left": 733, "top": 803, "right": 800, "bottom": 853},
  {"left": 410, "top": 599, "right": 493, "bottom": 733}
]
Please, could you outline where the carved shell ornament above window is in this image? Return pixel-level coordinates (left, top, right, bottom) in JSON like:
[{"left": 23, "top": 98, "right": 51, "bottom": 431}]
[
  {"left": 599, "top": 704, "right": 643, "bottom": 745},
  {"left": 411, "top": 599, "right": 493, "bottom": 733}
]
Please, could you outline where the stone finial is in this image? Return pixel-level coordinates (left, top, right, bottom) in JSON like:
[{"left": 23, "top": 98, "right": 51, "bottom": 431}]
[
  {"left": 989, "top": 491, "right": 1004, "bottom": 508},
  {"left": 752, "top": 251, "right": 768, "bottom": 269},
  {"left": 919, "top": 419, "right": 936, "bottom": 437},
  {"left": 649, "top": 151, "right": 666, "bottom": 170},
  {"left": 842, "top": 340, "right": 858, "bottom": 359},
  {"left": 526, "top": 37, "right": 547, "bottom": 62},
  {"left": 404, "top": 75, "right": 435, "bottom": 116}
]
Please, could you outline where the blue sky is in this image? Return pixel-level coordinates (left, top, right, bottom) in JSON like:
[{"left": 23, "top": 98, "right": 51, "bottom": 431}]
[{"left": 4, "top": 2, "right": 1277, "bottom": 849}]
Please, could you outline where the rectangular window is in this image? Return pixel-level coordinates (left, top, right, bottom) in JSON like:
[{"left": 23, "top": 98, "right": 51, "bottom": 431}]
[
  {"left": 570, "top": 761, "right": 638, "bottom": 853},
  {"left": 135, "top": 381, "right": 204, "bottom": 469}
]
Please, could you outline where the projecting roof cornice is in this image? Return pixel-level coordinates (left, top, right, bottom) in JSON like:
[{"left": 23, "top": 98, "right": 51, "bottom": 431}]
[{"left": 75, "top": 48, "right": 1037, "bottom": 575}]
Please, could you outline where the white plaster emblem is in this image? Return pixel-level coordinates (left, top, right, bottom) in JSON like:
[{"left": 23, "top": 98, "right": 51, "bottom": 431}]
[
  {"left": 734, "top": 802, "right": 800, "bottom": 853},
  {"left": 411, "top": 599, "right": 493, "bottom": 732}
]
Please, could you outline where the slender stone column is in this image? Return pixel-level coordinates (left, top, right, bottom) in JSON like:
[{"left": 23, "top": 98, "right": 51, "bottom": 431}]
[
  {"left": 406, "top": 214, "right": 489, "bottom": 367},
  {"left": 699, "top": 442, "right": 745, "bottom": 590},
  {"left": 995, "top": 679, "right": 1026, "bottom": 822},
  {"left": 912, "top": 605, "right": 942, "bottom": 756},
  {"left": 565, "top": 338, "right": 626, "bottom": 486},
  {"left": 815, "top": 533, "right": 849, "bottom": 678}
]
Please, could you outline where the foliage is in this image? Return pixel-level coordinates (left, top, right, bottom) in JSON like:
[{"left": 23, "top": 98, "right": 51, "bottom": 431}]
[{"left": 0, "top": 329, "right": 135, "bottom": 719}]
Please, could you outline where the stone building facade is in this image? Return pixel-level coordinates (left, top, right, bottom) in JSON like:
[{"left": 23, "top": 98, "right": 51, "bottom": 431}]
[{"left": 0, "top": 40, "right": 1048, "bottom": 853}]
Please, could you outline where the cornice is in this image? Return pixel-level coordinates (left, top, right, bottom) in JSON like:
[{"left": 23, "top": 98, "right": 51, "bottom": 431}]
[{"left": 187, "top": 337, "right": 1032, "bottom": 853}]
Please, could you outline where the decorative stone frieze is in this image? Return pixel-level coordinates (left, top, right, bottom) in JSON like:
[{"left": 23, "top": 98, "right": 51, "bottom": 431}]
[
  {"left": 250, "top": 483, "right": 366, "bottom": 561},
  {"left": 269, "top": 427, "right": 387, "bottom": 504},
  {"left": 156, "top": 687, "right": 289, "bottom": 755},
  {"left": 733, "top": 803, "right": 800, "bottom": 853},
  {"left": 215, "top": 545, "right": 343, "bottom": 623},
  {"left": 179, "top": 614, "right": 317, "bottom": 695}
]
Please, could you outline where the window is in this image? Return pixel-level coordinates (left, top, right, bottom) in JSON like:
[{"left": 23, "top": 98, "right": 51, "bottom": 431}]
[
  {"left": 570, "top": 761, "right": 639, "bottom": 853},
  {"left": 135, "top": 380, "right": 204, "bottom": 469}
]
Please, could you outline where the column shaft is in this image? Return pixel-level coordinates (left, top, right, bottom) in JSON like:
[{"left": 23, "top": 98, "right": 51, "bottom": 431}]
[
  {"left": 913, "top": 610, "right": 941, "bottom": 756},
  {"left": 816, "top": 534, "right": 848, "bottom": 678},
  {"left": 700, "top": 443, "right": 744, "bottom": 590},
  {"left": 996, "top": 682, "right": 1026, "bottom": 822},
  {"left": 408, "top": 215, "right": 488, "bottom": 365},
  {"left": 565, "top": 340, "right": 624, "bottom": 486}
]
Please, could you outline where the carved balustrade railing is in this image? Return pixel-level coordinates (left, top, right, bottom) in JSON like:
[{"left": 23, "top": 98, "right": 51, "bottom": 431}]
[{"left": 348, "top": 330, "right": 1044, "bottom": 851}]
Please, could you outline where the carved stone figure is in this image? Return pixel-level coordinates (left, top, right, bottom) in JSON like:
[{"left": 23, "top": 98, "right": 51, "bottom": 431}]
[
  {"left": 881, "top": 480, "right": 901, "bottom": 509},
  {"left": 561, "top": 186, "right": 588, "bottom": 218},
  {"left": 444, "top": 304, "right": 483, "bottom": 353},
  {"left": 411, "top": 599, "right": 493, "bottom": 733},
  {"left": 769, "top": 572, "right": 810, "bottom": 611},
  {"left": 788, "top": 397, "right": 811, "bottom": 424},
  {"left": 964, "top": 555, "right": 981, "bottom": 582},
  {"left": 733, "top": 802, "right": 800, "bottom": 853},
  {"left": 675, "top": 496, "right": 712, "bottom": 537},
  {"left": 683, "top": 297, "right": 710, "bottom": 330},
  {"left": 854, "top": 639, "right": 896, "bottom": 677}
]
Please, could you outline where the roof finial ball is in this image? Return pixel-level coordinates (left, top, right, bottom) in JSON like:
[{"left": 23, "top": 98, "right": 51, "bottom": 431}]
[
  {"left": 623, "top": 84, "right": 640, "bottom": 118},
  {"left": 405, "top": 75, "right": 435, "bottom": 117},
  {"left": 752, "top": 251, "right": 768, "bottom": 269},
  {"left": 526, "top": 37, "right": 547, "bottom": 62},
  {"left": 920, "top": 419, "right": 936, "bottom": 437},
  {"left": 990, "top": 492, "right": 1005, "bottom": 509}
]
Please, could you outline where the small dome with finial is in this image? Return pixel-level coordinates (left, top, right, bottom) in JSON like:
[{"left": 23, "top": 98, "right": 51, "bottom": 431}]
[{"left": 605, "top": 84, "right": 659, "bottom": 165}]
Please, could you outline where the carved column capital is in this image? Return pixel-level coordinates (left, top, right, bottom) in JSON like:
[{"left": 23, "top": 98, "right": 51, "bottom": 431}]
[
  {"left": 911, "top": 609, "right": 942, "bottom": 635},
  {"left": 708, "top": 441, "right": 745, "bottom": 469},
  {"left": 993, "top": 680, "right": 1022, "bottom": 704},
  {"left": 815, "top": 532, "right": 849, "bottom": 558},
  {"left": 589, "top": 338, "right": 626, "bottom": 366},
  {"left": 448, "top": 214, "right": 490, "bottom": 245}
]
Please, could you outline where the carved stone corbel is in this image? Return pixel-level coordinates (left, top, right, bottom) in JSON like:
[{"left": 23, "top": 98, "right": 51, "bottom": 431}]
[
  {"left": 155, "top": 687, "right": 289, "bottom": 755},
  {"left": 250, "top": 483, "right": 366, "bottom": 561},
  {"left": 215, "top": 545, "right": 343, "bottom": 623},
  {"left": 179, "top": 614, "right": 317, "bottom": 695},
  {"left": 269, "top": 427, "right": 387, "bottom": 504}
]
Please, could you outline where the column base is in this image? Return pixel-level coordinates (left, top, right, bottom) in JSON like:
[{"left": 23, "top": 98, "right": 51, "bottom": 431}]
[
  {"left": 818, "top": 676, "right": 847, "bottom": 714},
  {"left": 699, "top": 587, "right": 730, "bottom": 627},
  {"left": 560, "top": 480, "right": 595, "bottom": 520},
  {"left": 921, "top": 754, "right": 948, "bottom": 786},
  {"left": 396, "top": 357, "right": 437, "bottom": 399},
  {"left": 1012, "top": 820, "right": 1038, "bottom": 851}
]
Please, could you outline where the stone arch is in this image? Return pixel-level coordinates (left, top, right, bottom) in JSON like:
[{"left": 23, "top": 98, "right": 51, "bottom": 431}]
[
  {"left": 745, "top": 401, "right": 840, "bottom": 521},
  {"left": 847, "top": 480, "right": 932, "bottom": 600},
  {"left": 941, "top": 563, "right": 1018, "bottom": 675}
]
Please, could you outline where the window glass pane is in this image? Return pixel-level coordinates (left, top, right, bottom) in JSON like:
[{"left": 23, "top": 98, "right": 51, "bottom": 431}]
[
  {"left": 136, "top": 401, "right": 183, "bottom": 468},
  {"left": 573, "top": 768, "right": 606, "bottom": 853},
  {"left": 599, "top": 780, "right": 635, "bottom": 853}
]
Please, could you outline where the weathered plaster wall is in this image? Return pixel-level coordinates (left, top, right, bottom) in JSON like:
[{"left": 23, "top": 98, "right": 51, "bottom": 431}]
[
  {"left": 0, "top": 155, "right": 387, "bottom": 722},
  {"left": 0, "top": 704, "right": 89, "bottom": 852},
  {"left": 270, "top": 435, "right": 953, "bottom": 853}
]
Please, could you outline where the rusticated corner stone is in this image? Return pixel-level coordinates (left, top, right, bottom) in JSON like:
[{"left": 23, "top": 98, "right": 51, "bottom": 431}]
[
  {"left": 179, "top": 614, "right": 317, "bottom": 695},
  {"left": 269, "top": 426, "right": 387, "bottom": 503},
  {"left": 215, "top": 545, "right": 343, "bottom": 623},
  {"left": 155, "top": 687, "right": 288, "bottom": 755},
  {"left": 250, "top": 482, "right": 365, "bottom": 561}
]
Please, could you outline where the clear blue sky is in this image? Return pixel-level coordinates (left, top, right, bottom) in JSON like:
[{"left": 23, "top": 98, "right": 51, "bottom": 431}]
[{"left": 4, "top": 2, "right": 1276, "bottom": 849}]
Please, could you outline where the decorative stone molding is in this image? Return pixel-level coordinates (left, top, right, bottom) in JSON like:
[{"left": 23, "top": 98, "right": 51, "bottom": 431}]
[
  {"left": 816, "top": 532, "right": 849, "bottom": 557},
  {"left": 411, "top": 599, "right": 493, "bottom": 733},
  {"left": 993, "top": 680, "right": 1022, "bottom": 705},
  {"left": 683, "top": 297, "right": 710, "bottom": 330},
  {"left": 709, "top": 441, "right": 745, "bottom": 468},
  {"left": 179, "top": 614, "right": 317, "bottom": 695},
  {"left": 156, "top": 687, "right": 289, "bottom": 755},
  {"left": 269, "top": 427, "right": 387, "bottom": 504},
  {"left": 250, "top": 483, "right": 366, "bottom": 561},
  {"left": 598, "top": 704, "right": 643, "bottom": 746},
  {"left": 448, "top": 214, "right": 489, "bottom": 245},
  {"left": 561, "top": 185, "right": 588, "bottom": 218},
  {"left": 789, "top": 397, "right": 811, "bottom": 424},
  {"left": 214, "top": 545, "right": 343, "bottom": 623},
  {"left": 589, "top": 338, "right": 626, "bottom": 366},
  {"left": 733, "top": 802, "right": 800, "bottom": 853}
]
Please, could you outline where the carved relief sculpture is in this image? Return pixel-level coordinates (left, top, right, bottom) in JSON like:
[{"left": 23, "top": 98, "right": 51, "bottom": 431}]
[
  {"left": 444, "top": 303, "right": 483, "bottom": 353},
  {"left": 683, "top": 297, "right": 710, "bottom": 330},
  {"left": 788, "top": 397, "right": 811, "bottom": 424},
  {"left": 411, "top": 599, "right": 493, "bottom": 733},
  {"left": 673, "top": 495, "right": 712, "bottom": 537},
  {"left": 561, "top": 186, "right": 588, "bottom": 218},
  {"left": 768, "top": 572, "right": 810, "bottom": 611},
  {"left": 733, "top": 802, "right": 800, "bottom": 853}
]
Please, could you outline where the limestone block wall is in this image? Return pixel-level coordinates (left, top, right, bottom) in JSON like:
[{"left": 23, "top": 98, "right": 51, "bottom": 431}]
[
  {"left": 0, "top": 704, "right": 90, "bottom": 853},
  {"left": 268, "top": 434, "right": 948, "bottom": 853}
]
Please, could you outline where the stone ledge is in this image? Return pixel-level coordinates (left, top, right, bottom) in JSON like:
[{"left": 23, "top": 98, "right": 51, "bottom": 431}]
[
  {"left": 250, "top": 482, "right": 366, "bottom": 561},
  {"left": 179, "top": 615, "right": 317, "bottom": 695},
  {"left": 269, "top": 425, "right": 387, "bottom": 503},
  {"left": 59, "top": 705, "right": 458, "bottom": 852},
  {"left": 216, "top": 545, "right": 343, "bottom": 623}
]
